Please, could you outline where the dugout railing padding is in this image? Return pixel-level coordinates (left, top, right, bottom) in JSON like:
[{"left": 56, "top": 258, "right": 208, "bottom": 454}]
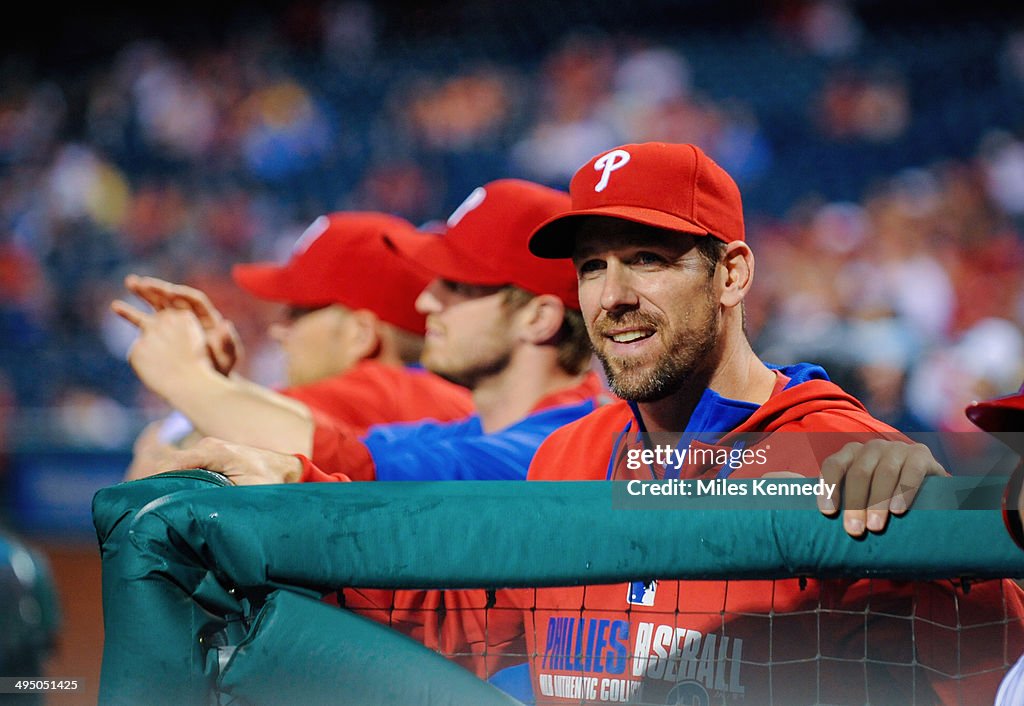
[{"left": 92, "top": 473, "right": 1024, "bottom": 705}]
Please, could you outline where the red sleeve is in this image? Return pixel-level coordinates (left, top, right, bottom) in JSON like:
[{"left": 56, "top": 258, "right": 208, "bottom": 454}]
[
  {"left": 281, "top": 363, "right": 474, "bottom": 438},
  {"left": 294, "top": 437, "right": 374, "bottom": 482},
  {"left": 304, "top": 418, "right": 376, "bottom": 480},
  {"left": 282, "top": 363, "right": 475, "bottom": 468},
  {"left": 304, "top": 407, "right": 375, "bottom": 473},
  {"left": 280, "top": 371, "right": 392, "bottom": 437}
]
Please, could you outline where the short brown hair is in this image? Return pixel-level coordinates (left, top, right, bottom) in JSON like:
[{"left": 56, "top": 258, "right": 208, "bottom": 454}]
[
  {"left": 697, "top": 235, "right": 748, "bottom": 333},
  {"left": 695, "top": 235, "right": 726, "bottom": 276},
  {"left": 502, "top": 287, "right": 593, "bottom": 375}
]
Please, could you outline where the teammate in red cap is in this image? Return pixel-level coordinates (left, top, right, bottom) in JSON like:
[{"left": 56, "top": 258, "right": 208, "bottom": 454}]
[
  {"left": 112, "top": 212, "right": 474, "bottom": 476},
  {"left": 151, "top": 178, "right": 605, "bottom": 485},
  {"left": 413, "top": 142, "right": 1024, "bottom": 704}
]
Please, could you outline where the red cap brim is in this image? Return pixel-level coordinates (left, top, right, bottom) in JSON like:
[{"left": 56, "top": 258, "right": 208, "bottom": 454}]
[
  {"left": 529, "top": 205, "right": 711, "bottom": 259},
  {"left": 231, "top": 263, "right": 335, "bottom": 307},
  {"left": 383, "top": 228, "right": 509, "bottom": 286}
]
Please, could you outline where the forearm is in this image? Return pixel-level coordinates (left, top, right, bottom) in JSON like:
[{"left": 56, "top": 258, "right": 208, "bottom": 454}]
[{"left": 164, "top": 366, "right": 315, "bottom": 456}]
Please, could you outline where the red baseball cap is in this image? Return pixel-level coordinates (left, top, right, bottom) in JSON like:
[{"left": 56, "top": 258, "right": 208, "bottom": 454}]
[
  {"left": 232, "top": 212, "right": 430, "bottom": 334},
  {"left": 528, "top": 142, "right": 745, "bottom": 259},
  {"left": 966, "top": 385, "right": 1024, "bottom": 454},
  {"left": 382, "top": 179, "right": 580, "bottom": 309}
]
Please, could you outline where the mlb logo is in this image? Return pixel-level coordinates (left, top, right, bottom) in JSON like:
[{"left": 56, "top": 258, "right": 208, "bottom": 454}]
[{"left": 628, "top": 580, "right": 658, "bottom": 606}]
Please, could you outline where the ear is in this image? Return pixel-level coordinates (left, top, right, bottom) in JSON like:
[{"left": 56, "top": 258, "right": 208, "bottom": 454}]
[
  {"left": 347, "top": 309, "right": 383, "bottom": 359},
  {"left": 513, "top": 294, "right": 566, "bottom": 345},
  {"left": 718, "top": 241, "right": 754, "bottom": 309}
]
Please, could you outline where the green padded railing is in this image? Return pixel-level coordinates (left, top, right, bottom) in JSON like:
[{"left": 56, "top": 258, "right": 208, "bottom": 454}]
[
  {"left": 93, "top": 470, "right": 234, "bottom": 706},
  {"left": 93, "top": 474, "right": 1024, "bottom": 705},
  {"left": 217, "top": 589, "right": 523, "bottom": 706},
  {"left": 125, "top": 476, "right": 1023, "bottom": 589}
]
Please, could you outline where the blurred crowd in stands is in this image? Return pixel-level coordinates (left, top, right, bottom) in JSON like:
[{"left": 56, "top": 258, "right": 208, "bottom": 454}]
[{"left": 0, "top": 0, "right": 1023, "bottom": 464}]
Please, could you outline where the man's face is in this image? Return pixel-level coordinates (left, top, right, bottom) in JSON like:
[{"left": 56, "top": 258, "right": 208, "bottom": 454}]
[
  {"left": 270, "top": 305, "right": 360, "bottom": 386},
  {"left": 415, "top": 279, "right": 519, "bottom": 389},
  {"left": 572, "top": 219, "right": 721, "bottom": 402}
]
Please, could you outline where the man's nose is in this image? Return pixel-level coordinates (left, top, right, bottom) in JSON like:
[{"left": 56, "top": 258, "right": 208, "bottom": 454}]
[
  {"left": 415, "top": 279, "right": 444, "bottom": 315},
  {"left": 600, "top": 261, "right": 639, "bottom": 313}
]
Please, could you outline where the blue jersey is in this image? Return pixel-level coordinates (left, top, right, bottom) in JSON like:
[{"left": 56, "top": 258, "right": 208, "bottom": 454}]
[
  {"left": 363, "top": 398, "right": 599, "bottom": 481},
  {"left": 296, "top": 372, "right": 607, "bottom": 484}
]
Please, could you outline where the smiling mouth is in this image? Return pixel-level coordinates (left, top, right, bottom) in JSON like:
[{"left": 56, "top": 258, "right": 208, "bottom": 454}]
[{"left": 608, "top": 330, "right": 655, "bottom": 343}]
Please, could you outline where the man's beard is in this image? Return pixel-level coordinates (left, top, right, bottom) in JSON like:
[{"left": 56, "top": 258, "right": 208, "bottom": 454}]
[
  {"left": 423, "top": 342, "right": 512, "bottom": 391},
  {"left": 594, "top": 303, "right": 720, "bottom": 403}
]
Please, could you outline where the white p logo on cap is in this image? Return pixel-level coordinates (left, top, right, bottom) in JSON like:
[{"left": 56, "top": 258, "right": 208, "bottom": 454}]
[
  {"left": 593, "top": 149, "right": 631, "bottom": 193},
  {"left": 447, "top": 187, "right": 487, "bottom": 228},
  {"left": 292, "top": 215, "right": 331, "bottom": 254}
]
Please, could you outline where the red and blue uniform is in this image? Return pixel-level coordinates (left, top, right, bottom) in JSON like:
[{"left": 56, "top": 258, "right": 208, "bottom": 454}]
[
  {"left": 279, "top": 359, "right": 474, "bottom": 447},
  {"left": 417, "top": 363, "right": 1024, "bottom": 705},
  {"left": 294, "top": 372, "right": 610, "bottom": 656},
  {"left": 296, "top": 372, "right": 607, "bottom": 482}
]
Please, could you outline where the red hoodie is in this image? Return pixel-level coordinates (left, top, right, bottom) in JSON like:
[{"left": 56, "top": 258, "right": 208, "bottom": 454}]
[
  {"left": 530, "top": 372, "right": 906, "bottom": 482},
  {"left": 421, "top": 370, "right": 1024, "bottom": 705}
]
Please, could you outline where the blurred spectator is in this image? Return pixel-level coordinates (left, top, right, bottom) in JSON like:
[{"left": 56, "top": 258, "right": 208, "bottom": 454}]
[
  {"left": 51, "top": 387, "right": 134, "bottom": 450},
  {"left": 406, "top": 68, "right": 515, "bottom": 151},
  {"left": 859, "top": 173, "right": 956, "bottom": 341},
  {"left": 130, "top": 44, "right": 218, "bottom": 162},
  {"left": 346, "top": 161, "right": 438, "bottom": 225},
  {"left": 46, "top": 145, "right": 131, "bottom": 233},
  {"left": 843, "top": 316, "right": 930, "bottom": 433},
  {"left": 905, "top": 317, "right": 1024, "bottom": 471},
  {"left": 907, "top": 317, "right": 1024, "bottom": 433},
  {"left": 802, "top": 0, "right": 863, "bottom": 58},
  {"left": 1000, "top": 29, "right": 1024, "bottom": 92},
  {"left": 239, "top": 79, "right": 334, "bottom": 182},
  {"left": 117, "top": 179, "right": 187, "bottom": 257},
  {"left": 775, "top": 0, "right": 863, "bottom": 58},
  {"left": 602, "top": 43, "right": 693, "bottom": 140},
  {"left": 0, "top": 82, "right": 67, "bottom": 165},
  {"left": 814, "top": 63, "right": 911, "bottom": 142},
  {"left": 978, "top": 129, "right": 1024, "bottom": 225},
  {"left": 510, "top": 32, "right": 622, "bottom": 185}
]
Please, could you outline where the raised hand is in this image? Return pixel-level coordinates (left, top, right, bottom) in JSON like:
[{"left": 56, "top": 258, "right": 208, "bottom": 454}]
[
  {"left": 110, "top": 305, "right": 213, "bottom": 401},
  {"left": 114, "top": 275, "right": 242, "bottom": 375}
]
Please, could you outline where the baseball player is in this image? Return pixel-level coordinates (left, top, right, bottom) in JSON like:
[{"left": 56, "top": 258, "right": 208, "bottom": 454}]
[
  {"left": 155, "top": 178, "right": 606, "bottom": 485},
  {"left": 112, "top": 212, "right": 474, "bottom": 476},
  {"left": 146, "top": 179, "right": 609, "bottom": 701},
  {"left": 418, "top": 142, "right": 1024, "bottom": 704},
  {"left": 136, "top": 155, "right": 978, "bottom": 703}
]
